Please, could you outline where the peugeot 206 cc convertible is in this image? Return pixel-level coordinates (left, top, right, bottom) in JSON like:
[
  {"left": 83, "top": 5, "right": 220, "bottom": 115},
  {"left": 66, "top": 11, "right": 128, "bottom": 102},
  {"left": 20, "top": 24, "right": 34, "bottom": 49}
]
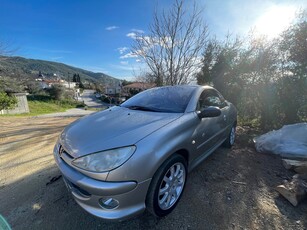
[{"left": 54, "top": 85, "right": 237, "bottom": 220}]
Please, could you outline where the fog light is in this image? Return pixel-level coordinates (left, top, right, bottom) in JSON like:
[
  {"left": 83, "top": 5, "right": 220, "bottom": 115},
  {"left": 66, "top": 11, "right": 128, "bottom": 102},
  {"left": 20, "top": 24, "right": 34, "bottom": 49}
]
[{"left": 99, "top": 198, "right": 119, "bottom": 209}]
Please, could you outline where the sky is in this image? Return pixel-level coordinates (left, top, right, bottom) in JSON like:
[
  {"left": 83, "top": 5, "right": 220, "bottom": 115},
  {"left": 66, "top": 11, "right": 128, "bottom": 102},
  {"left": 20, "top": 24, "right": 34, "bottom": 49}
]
[{"left": 0, "top": 0, "right": 306, "bottom": 80}]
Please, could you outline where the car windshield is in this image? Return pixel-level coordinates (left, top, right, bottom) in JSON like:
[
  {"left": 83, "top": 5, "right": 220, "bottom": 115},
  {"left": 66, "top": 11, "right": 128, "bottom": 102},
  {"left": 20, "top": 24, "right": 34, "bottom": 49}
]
[{"left": 121, "top": 86, "right": 196, "bottom": 113}]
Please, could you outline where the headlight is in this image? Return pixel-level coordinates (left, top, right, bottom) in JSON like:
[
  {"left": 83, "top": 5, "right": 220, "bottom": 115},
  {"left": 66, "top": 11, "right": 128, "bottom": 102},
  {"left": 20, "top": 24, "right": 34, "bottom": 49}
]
[{"left": 72, "top": 146, "right": 136, "bottom": 172}]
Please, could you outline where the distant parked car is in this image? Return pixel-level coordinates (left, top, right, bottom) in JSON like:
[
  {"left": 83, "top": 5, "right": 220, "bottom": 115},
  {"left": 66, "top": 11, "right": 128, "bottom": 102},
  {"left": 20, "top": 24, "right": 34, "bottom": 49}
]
[{"left": 54, "top": 85, "right": 237, "bottom": 220}]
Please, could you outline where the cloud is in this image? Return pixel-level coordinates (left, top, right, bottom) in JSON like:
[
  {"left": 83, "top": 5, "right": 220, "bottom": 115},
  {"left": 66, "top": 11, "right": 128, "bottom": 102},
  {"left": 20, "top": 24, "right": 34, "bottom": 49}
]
[
  {"left": 116, "top": 47, "right": 129, "bottom": 54},
  {"left": 131, "top": 28, "right": 145, "bottom": 34},
  {"left": 105, "top": 26, "right": 119, "bottom": 31},
  {"left": 126, "top": 32, "right": 137, "bottom": 39},
  {"left": 120, "top": 61, "right": 129, "bottom": 65},
  {"left": 110, "top": 64, "right": 135, "bottom": 71},
  {"left": 120, "top": 52, "right": 138, "bottom": 59}
]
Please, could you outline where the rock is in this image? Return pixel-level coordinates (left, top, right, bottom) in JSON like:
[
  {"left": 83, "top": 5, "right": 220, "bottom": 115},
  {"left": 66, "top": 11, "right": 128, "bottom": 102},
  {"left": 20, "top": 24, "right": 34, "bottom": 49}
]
[
  {"left": 276, "top": 175, "right": 307, "bottom": 206},
  {"left": 282, "top": 159, "right": 307, "bottom": 174}
]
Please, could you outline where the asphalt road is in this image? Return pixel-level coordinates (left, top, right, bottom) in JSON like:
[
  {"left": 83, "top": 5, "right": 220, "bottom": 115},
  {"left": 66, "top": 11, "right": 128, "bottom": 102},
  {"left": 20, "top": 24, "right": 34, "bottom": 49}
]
[{"left": 81, "top": 90, "right": 110, "bottom": 109}]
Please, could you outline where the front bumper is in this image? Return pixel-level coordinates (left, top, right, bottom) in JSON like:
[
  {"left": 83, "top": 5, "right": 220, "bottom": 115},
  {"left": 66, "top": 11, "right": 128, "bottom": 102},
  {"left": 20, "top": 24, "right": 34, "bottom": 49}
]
[{"left": 53, "top": 146, "right": 151, "bottom": 221}]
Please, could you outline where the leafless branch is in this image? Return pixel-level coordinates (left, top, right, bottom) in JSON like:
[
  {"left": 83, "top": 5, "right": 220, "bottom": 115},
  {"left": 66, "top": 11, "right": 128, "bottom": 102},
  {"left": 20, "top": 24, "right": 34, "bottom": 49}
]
[{"left": 131, "top": 0, "right": 208, "bottom": 86}]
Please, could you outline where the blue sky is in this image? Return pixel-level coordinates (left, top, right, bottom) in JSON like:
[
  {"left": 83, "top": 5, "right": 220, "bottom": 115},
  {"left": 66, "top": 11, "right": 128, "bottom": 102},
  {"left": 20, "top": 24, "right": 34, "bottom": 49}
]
[{"left": 1, "top": 0, "right": 306, "bottom": 80}]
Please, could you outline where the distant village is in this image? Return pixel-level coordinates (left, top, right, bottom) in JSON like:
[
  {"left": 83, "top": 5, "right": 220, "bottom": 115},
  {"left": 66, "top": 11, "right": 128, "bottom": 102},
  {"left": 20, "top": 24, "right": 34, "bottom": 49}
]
[{"left": 35, "top": 71, "right": 155, "bottom": 100}]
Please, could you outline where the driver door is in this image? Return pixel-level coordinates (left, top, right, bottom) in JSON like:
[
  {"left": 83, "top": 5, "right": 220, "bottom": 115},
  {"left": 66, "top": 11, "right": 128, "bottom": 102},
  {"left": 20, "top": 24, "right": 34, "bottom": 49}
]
[{"left": 191, "top": 89, "right": 227, "bottom": 163}]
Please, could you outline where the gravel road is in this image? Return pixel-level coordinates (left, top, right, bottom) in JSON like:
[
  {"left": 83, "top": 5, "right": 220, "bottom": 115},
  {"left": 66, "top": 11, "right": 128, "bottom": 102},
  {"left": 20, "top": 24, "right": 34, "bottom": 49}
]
[{"left": 0, "top": 117, "right": 306, "bottom": 230}]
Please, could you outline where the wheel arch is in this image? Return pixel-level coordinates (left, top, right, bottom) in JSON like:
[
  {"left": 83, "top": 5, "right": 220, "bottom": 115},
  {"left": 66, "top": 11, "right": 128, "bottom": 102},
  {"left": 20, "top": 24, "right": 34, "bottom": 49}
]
[{"left": 176, "top": 148, "right": 189, "bottom": 165}]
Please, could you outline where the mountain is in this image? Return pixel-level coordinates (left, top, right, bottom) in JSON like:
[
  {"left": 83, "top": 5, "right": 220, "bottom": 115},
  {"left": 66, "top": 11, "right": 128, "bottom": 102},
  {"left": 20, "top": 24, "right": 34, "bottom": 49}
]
[{"left": 0, "top": 56, "right": 119, "bottom": 84}]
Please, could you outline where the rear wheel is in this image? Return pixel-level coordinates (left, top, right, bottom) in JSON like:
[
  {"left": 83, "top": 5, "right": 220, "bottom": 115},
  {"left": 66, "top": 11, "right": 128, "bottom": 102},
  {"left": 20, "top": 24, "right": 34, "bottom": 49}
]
[
  {"left": 146, "top": 154, "right": 187, "bottom": 217},
  {"left": 223, "top": 124, "right": 236, "bottom": 148}
]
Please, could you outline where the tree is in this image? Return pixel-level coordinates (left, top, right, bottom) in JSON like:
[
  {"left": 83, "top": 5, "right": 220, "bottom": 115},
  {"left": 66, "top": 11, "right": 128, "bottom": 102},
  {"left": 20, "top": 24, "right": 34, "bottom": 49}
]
[
  {"left": 25, "top": 80, "right": 41, "bottom": 94},
  {"left": 132, "top": 0, "right": 208, "bottom": 86},
  {"left": 197, "top": 34, "right": 282, "bottom": 129},
  {"left": 73, "top": 74, "right": 77, "bottom": 82},
  {"left": 0, "top": 92, "right": 17, "bottom": 111},
  {"left": 72, "top": 74, "right": 81, "bottom": 83},
  {"left": 196, "top": 39, "right": 219, "bottom": 85},
  {"left": 0, "top": 76, "right": 23, "bottom": 93},
  {"left": 277, "top": 10, "right": 307, "bottom": 124},
  {"left": 47, "top": 85, "right": 65, "bottom": 100},
  {"left": 197, "top": 36, "right": 245, "bottom": 106}
]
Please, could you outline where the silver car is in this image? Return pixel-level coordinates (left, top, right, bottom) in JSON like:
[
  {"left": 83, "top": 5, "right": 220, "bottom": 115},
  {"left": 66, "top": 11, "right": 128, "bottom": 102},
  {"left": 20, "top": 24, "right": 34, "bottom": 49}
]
[{"left": 53, "top": 85, "right": 237, "bottom": 220}]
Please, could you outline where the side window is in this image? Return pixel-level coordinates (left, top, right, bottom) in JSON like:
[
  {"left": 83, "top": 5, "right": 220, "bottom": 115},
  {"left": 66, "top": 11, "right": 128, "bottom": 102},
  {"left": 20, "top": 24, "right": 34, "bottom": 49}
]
[{"left": 197, "top": 89, "right": 226, "bottom": 110}]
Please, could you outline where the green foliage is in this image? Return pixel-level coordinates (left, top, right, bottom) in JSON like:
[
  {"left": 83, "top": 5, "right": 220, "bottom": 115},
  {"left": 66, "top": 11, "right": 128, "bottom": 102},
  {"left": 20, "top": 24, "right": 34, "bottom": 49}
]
[
  {"left": 26, "top": 94, "right": 83, "bottom": 115},
  {"left": 197, "top": 10, "right": 307, "bottom": 130},
  {"left": 79, "top": 81, "right": 85, "bottom": 89},
  {"left": 25, "top": 80, "right": 42, "bottom": 94},
  {"left": 0, "top": 76, "right": 23, "bottom": 93},
  {"left": 100, "top": 95, "right": 111, "bottom": 104},
  {"left": 47, "top": 85, "right": 65, "bottom": 100},
  {"left": 0, "top": 92, "right": 18, "bottom": 111},
  {"left": 121, "top": 80, "right": 131, "bottom": 86},
  {"left": 298, "top": 104, "right": 307, "bottom": 121},
  {"left": 72, "top": 74, "right": 81, "bottom": 83}
]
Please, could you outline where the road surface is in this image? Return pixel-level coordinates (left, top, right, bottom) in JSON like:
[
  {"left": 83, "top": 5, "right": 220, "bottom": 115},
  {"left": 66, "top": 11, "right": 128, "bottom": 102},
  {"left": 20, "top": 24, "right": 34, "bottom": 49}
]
[
  {"left": 81, "top": 90, "right": 109, "bottom": 109},
  {"left": 0, "top": 116, "right": 306, "bottom": 229}
]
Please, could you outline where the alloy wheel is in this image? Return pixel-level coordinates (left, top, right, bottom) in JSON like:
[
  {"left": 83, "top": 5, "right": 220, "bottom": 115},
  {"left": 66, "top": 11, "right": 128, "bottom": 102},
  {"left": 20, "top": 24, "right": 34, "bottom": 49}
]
[{"left": 158, "top": 162, "right": 186, "bottom": 210}]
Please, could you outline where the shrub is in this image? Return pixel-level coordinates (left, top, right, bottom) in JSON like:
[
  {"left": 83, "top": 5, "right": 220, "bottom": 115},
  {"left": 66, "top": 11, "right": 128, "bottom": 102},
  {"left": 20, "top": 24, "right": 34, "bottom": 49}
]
[
  {"left": 47, "top": 85, "right": 65, "bottom": 100},
  {"left": 0, "top": 92, "right": 18, "bottom": 111}
]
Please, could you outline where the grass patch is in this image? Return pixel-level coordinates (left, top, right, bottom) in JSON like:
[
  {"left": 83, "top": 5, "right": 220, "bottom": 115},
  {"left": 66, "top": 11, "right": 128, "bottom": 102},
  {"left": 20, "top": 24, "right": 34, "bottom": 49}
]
[
  {"left": 2, "top": 95, "right": 84, "bottom": 116},
  {"left": 27, "top": 95, "right": 84, "bottom": 116},
  {"left": 27, "top": 100, "right": 70, "bottom": 115}
]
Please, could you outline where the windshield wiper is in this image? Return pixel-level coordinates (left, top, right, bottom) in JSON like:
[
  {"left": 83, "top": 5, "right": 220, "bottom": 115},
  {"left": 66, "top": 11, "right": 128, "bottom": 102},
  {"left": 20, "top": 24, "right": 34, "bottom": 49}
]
[{"left": 126, "top": 105, "right": 161, "bottom": 112}]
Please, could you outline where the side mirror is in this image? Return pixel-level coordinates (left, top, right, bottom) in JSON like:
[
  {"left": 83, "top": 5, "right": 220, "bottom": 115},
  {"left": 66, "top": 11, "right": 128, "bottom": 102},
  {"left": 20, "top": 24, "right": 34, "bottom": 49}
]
[{"left": 197, "top": 106, "right": 221, "bottom": 119}]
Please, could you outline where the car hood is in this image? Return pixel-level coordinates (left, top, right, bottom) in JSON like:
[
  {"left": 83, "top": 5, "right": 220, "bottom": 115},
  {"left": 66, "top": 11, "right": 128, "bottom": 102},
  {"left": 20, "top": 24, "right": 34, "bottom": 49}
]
[{"left": 60, "top": 106, "right": 182, "bottom": 158}]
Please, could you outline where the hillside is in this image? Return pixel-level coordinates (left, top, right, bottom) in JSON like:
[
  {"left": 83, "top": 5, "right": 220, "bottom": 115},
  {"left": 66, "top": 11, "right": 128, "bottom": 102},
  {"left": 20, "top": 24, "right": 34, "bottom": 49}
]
[{"left": 0, "top": 56, "right": 119, "bottom": 84}]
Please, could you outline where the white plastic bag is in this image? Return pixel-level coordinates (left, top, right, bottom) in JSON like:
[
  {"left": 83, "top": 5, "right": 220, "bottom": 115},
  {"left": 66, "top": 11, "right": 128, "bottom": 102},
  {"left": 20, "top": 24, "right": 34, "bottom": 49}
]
[{"left": 254, "top": 123, "right": 307, "bottom": 158}]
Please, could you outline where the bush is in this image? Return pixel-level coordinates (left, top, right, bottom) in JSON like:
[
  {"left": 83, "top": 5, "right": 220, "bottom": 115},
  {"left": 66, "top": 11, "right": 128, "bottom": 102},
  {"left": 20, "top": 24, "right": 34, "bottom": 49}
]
[
  {"left": 47, "top": 85, "right": 65, "bottom": 100},
  {"left": 0, "top": 92, "right": 18, "bottom": 111},
  {"left": 26, "top": 94, "right": 84, "bottom": 115},
  {"left": 298, "top": 105, "right": 307, "bottom": 121}
]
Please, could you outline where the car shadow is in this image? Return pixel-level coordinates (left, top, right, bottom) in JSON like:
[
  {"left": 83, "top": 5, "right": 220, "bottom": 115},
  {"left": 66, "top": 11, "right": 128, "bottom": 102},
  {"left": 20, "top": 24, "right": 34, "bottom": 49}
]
[{"left": 1, "top": 122, "right": 306, "bottom": 229}]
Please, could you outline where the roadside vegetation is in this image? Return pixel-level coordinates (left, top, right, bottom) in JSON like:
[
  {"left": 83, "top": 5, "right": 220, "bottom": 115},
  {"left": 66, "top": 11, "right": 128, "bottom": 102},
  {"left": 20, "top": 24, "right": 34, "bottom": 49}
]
[
  {"left": 26, "top": 95, "right": 83, "bottom": 116},
  {"left": 0, "top": 91, "right": 18, "bottom": 111},
  {"left": 132, "top": 0, "right": 307, "bottom": 131},
  {"left": 0, "top": 78, "right": 84, "bottom": 116},
  {"left": 1, "top": 0, "right": 306, "bottom": 128},
  {"left": 26, "top": 84, "right": 84, "bottom": 116}
]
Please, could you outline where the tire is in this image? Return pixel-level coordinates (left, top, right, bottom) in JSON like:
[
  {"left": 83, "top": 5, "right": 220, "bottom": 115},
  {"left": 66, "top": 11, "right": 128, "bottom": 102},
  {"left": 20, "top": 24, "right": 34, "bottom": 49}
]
[
  {"left": 146, "top": 154, "right": 187, "bottom": 217},
  {"left": 223, "top": 124, "right": 236, "bottom": 148}
]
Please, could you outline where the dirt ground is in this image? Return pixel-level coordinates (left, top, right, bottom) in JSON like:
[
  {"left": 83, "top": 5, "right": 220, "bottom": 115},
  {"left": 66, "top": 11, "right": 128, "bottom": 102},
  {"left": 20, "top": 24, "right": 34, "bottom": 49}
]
[{"left": 0, "top": 116, "right": 306, "bottom": 230}]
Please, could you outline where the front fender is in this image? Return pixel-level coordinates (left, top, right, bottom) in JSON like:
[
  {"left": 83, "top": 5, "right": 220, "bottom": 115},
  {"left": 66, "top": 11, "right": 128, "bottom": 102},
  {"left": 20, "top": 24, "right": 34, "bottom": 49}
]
[{"left": 106, "top": 112, "right": 198, "bottom": 182}]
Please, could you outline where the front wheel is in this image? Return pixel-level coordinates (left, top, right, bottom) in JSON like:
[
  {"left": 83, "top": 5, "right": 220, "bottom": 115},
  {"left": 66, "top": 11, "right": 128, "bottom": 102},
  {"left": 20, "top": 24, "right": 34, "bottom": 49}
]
[
  {"left": 146, "top": 154, "right": 187, "bottom": 217},
  {"left": 223, "top": 124, "right": 236, "bottom": 148}
]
